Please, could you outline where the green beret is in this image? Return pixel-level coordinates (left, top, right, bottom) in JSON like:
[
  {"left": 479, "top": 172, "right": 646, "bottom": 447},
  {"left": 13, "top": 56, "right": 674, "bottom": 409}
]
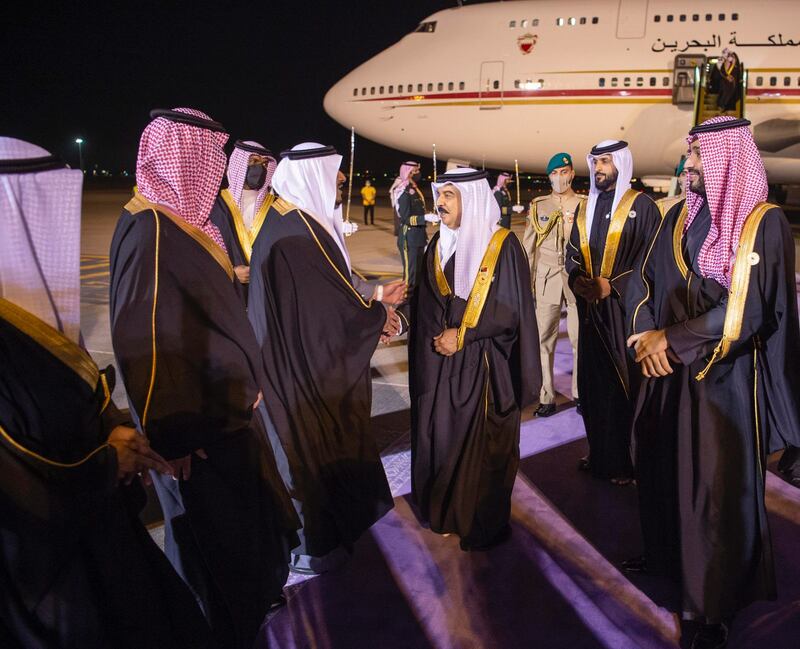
[
  {"left": 547, "top": 152, "right": 572, "bottom": 175},
  {"left": 676, "top": 158, "right": 686, "bottom": 176}
]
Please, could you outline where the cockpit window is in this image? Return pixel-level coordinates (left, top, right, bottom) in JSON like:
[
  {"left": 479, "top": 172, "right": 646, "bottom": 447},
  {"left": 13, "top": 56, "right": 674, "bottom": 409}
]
[{"left": 415, "top": 21, "right": 437, "bottom": 33}]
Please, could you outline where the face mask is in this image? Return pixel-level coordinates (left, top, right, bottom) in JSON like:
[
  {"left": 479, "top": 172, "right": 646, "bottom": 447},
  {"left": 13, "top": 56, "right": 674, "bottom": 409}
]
[
  {"left": 245, "top": 164, "right": 267, "bottom": 190},
  {"left": 550, "top": 174, "right": 571, "bottom": 194},
  {"left": 411, "top": 172, "right": 421, "bottom": 183}
]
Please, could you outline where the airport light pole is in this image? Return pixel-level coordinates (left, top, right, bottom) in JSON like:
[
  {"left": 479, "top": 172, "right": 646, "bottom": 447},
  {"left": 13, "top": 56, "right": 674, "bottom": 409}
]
[{"left": 75, "top": 138, "right": 84, "bottom": 173}]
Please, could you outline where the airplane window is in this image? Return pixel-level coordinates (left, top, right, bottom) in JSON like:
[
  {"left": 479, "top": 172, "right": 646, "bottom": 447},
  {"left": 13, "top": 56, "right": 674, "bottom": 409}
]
[
  {"left": 636, "top": 77, "right": 644, "bottom": 87},
  {"left": 514, "top": 80, "right": 520, "bottom": 88},
  {"left": 654, "top": 15, "right": 661, "bottom": 22},
  {"left": 448, "top": 81, "right": 454, "bottom": 91},
  {"left": 509, "top": 20, "right": 516, "bottom": 28},
  {"left": 705, "top": 14, "right": 712, "bottom": 20},
  {"left": 427, "top": 83, "right": 433, "bottom": 91},
  {"left": 719, "top": 14, "right": 725, "bottom": 21},
  {"left": 599, "top": 77, "right": 606, "bottom": 87},
  {"left": 568, "top": 17, "right": 576, "bottom": 26},
  {"left": 361, "top": 88, "right": 366, "bottom": 96},
  {"left": 611, "top": 77, "right": 618, "bottom": 87},
  {"left": 379, "top": 86, "right": 384, "bottom": 94},
  {"left": 437, "top": 82, "right": 444, "bottom": 91},
  {"left": 663, "top": 77, "right": 670, "bottom": 86},
  {"left": 353, "top": 88, "right": 357, "bottom": 97},
  {"left": 521, "top": 19, "right": 528, "bottom": 28},
  {"left": 533, "top": 19, "right": 539, "bottom": 26},
  {"left": 580, "top": 17, "right": 587, "bottom": 25},
  {"left": 493, "top": 80, "right": 500, "bottom": 90},
  {"left": 415, "top": 21, "right": 437, "bottom": 33},
  {"left": 370, "top": 87, "right": 375, "bottom": 95},
  {"left": 624, "top": 77, "right": 631, "bottom": 87},
  {"left": 785, "top": 77, "right": 791, "bottom": 86},
  {"left": 592, "top": 17, "right": 599, "bottom": 24},
  {"left": 650, "top": 77, "right": 657, "bottom": 86},
  {"left": 732, "top": 13, "right": 739, "bottom": 20},
  {"left": 459, "top": 81, "right": 465, "bottom": 90},
  {"left": 756, "top": 76, "right": 763, "bottom": 86},
  {"left": 556, "top": 18, "right": 564, "bottom": 26},
  {"left": 538, "top": 78, "right": 544, "bottom": 86},
  {"left": 388, "top": 85, "right": 394, "bottom": 94},
  {"left": 418, "top": 83, "right": 423, "bottom": 92},
  {"left": 667, "top": 15, "right": 674, "bottom": 22},
  {"left": 680, "top": 14, "right": 686, "bottom": 22},
  {"left": 770, "top": 76, "right": 777, "bottom": 86},
  {"left": 693, "top": 14, "right": 699, "bottom": 21}
]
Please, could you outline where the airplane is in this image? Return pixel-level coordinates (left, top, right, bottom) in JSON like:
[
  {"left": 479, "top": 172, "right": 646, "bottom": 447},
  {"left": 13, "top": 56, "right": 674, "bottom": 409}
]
[{"left": 324, "top": 0, "right": 800, "bottom": 187}]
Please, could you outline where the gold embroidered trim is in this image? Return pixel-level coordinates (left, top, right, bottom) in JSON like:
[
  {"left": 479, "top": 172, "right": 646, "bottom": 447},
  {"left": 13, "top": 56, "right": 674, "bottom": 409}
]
[
  {"left": 141, "top": 210, "right": 160, "bottom": 429},
  {"left": 434, "top": 240, "right": 452, "bottom": 297},
  {"left": 631, "top": 212, "right": 669, "bottom": 334},
  {"left": 124, "top": 195, "right": 234, "bottom": 281},
  {"left": 0, "top": 423, "right": 109, "bottom": 469},
  {"left": 672, "top": 203, "right": 690, "bottom": 280},
  {"left": 0, "top": 298, "right": 98, "bottom": 388},
  {"left": 455, "top": 229, "right": 511, "bottom": 351},
  {"left": 696, "top": 202, "right": 776, "bottom": 380},
  {"left": 220, "top": 188, "right": 274, "bottom": 263},
  {"left": 599, "top": 188, "right": 640, "bottom": 278},
  {"left": 292, "top": 210, "right": 373, "bottom": 308},
  {"left": 273, "top": 196, "right": 296, "bottom": 216},
  {"left": 656, "top": 195, "right": 683, "bottom": 218}
]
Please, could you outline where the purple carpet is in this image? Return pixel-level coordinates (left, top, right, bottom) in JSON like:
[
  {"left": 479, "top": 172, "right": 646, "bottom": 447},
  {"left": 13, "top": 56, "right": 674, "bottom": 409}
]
[{"left": 257, "top": 315, "right": 800, "bottom": 649}]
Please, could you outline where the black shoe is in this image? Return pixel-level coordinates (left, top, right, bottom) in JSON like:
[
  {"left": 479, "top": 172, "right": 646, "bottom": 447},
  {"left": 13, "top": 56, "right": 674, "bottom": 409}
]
[
  {"left": 577, "top": 456, "right": 591, "bottom": 472},
  {"left": 535, "top": 403, "right": 557, "bottom": 417},
  {"left": 691, "top": 623, "right": 728, "bottom": 649},
  {"left": 621, "top": 555, "right": 648, "bottom": 574},
  {"left": 575, "top": 398, "right": 582, "bottom": 415}
]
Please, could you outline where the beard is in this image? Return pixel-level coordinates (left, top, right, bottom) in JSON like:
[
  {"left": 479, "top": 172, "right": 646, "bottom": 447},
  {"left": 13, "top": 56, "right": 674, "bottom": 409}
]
[
  {"left": 688, "top": 170, "right": 706, "bottom": 196},
  {"left": 594, "top": 168, "right": 618, "bottom": 191}
]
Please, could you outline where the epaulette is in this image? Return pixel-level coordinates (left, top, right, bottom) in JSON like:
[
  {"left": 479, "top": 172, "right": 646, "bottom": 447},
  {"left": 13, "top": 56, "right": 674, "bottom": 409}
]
[{"left": 272, "top": 196, "right": 297, "bottom": 216}]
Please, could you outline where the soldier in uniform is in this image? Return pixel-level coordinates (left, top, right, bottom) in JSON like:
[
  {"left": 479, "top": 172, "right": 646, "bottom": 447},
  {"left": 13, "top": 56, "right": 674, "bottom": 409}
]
[
  {"left": 655, "top": 157, "right": 687, "bottom": 217},
  {"left": 522, "top": 153, "right": 584, "bottom": 417},
  {"left": 493, "top": 172, "right": 513, "bottom": 228},
  {"left": 397, "top": 163, "right": 429, "bottom": 288}
]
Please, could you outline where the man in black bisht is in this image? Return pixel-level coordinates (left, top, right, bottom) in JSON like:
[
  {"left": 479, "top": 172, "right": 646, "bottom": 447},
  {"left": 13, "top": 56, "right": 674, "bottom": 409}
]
[
  {"left": 209, "top": 139, "right": 277, "bottom": 303},
  {"left": 565, "top": 140, "right": 660, "bottom": 484},
  {"left": 248, "top": 143, "right": 405, "bottom": 575},
  {"left": 626, "top": 116, "right": 800, "bottom": 649},
  {"left": 0, "top": 137, "right": 214, "bottom": 649},
  {"left": 109, "top": 109, "right": 299, "bottom": 649},
  {"left": 407, "top": 167, "right": 540, "bottom": 551}
]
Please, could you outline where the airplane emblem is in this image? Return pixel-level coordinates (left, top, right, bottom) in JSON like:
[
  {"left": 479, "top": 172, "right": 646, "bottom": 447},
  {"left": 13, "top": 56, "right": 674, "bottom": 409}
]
[{"left": 517, "top": 33, "right": 538, "bottom": 55}]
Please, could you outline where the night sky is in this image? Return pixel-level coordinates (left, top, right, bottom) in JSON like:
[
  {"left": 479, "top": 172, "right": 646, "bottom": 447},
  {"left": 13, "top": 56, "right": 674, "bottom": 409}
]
[{"left": 3, "top": 1, "right": 459, "bottom": 175}]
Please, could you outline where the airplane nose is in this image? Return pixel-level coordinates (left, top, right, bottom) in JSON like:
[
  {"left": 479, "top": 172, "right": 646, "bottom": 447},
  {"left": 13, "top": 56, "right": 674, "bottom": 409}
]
[{"left": 323, "top": 76, "right": 349, "bottom": 125}]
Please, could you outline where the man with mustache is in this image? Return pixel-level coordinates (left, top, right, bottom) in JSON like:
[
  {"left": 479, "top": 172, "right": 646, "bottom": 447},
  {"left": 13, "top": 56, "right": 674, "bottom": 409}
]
[
  {"left": 407, "top": 167, "right": 540, "bottom": 551},
  {"left": 565, "top": 141, "right": 660, "bottom": 484},
  {"left": 626, "top": 117, "right": 800, "bottom": 649}
]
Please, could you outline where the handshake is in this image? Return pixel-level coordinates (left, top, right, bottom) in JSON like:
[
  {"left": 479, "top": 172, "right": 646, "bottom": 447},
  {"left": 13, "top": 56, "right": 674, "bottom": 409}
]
[
  {"left": 626, "top": 329, "right": 680, "bottom": 378},
  {"left": 375, "top": 279, "right": 408, "bottom": 344}
]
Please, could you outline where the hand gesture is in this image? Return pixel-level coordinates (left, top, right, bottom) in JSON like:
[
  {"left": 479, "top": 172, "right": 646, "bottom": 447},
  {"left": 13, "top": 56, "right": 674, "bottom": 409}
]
[
  {"left": 107, "top": 426, "right": 173, "bottom": 485},
  {"left": 381, "top": 280, "right": 407, "bottom": 306},
  {"left": 433, "top": 328, "right": 458, "bottom": 356}
]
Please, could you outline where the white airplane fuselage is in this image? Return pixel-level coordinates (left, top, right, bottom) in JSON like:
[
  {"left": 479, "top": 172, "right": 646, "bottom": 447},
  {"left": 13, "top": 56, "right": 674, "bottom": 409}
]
[{"left": 324, "top": 0, "right": 800, "bottom": 182}]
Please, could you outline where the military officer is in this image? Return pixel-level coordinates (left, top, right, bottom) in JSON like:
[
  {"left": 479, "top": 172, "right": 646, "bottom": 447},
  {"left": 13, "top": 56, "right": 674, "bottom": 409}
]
[
  {"left": 655, "top": 157, "right": 687, "bottom": 217},
  {"left": 396, "top": 163, "right": 428, "bottom": 288},
  {"left": 522, "top": 153, "right": 584, "bottom": 417},
  {"left": 493, "top": 172, "right": 513, "bottom": 229}
]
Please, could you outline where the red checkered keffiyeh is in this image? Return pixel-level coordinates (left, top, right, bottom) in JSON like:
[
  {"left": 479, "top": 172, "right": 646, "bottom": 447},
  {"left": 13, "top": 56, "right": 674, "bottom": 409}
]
[
  {"left": 226, "top": 141, "right": 277, "bottom": 212},
  {"left": 136, "top": 107, "right": 229, "bottom": 250},
  {"left": 684, "top": 115, "right": 768, "bottom": 288}
]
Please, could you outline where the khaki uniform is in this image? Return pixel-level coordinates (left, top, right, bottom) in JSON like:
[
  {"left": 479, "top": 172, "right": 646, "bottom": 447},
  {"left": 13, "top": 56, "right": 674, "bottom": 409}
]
[{"left": 522, "top": 192, "right": 586, "bottom": 404}]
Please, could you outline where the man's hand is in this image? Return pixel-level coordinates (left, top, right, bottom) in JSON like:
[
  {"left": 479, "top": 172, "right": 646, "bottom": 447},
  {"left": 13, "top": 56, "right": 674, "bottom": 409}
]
[
  {"left": 381, "top": 307, "right": 402, "bottom": 344},
  {"left": 594, "top": 277, "right": 612, "bottom": 300},
  {"left": 234, "top": 265, "right": 250, "bottom": 284},
  {"left": 433, "top": 328, "right": 459, "bottom": 356},
  {"left": 168, "top": 448, "right": 208, "bottom": 482},
  {"left": 640, "top": 351, "right": 674, "bottom": 377},
  {"left": 573, "top": 276, "right": 593, "bottom": 300},
  {"left": 627, "top": 329, "right": 669, "bottom": 363},
  {"left": 381, "top": 280, "right": 407, "bottom": 306},
  {"left": 106, "top": 426, "right": 173, "bottom": 485}
]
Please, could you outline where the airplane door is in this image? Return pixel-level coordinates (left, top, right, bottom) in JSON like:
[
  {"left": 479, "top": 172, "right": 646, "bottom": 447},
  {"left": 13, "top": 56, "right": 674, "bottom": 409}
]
[
  {"left": 616, "top": 0, "right": 648, "bottom": 39},
  {"left": 479, "top": 61, "right": 504, "bottom": 110}
]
